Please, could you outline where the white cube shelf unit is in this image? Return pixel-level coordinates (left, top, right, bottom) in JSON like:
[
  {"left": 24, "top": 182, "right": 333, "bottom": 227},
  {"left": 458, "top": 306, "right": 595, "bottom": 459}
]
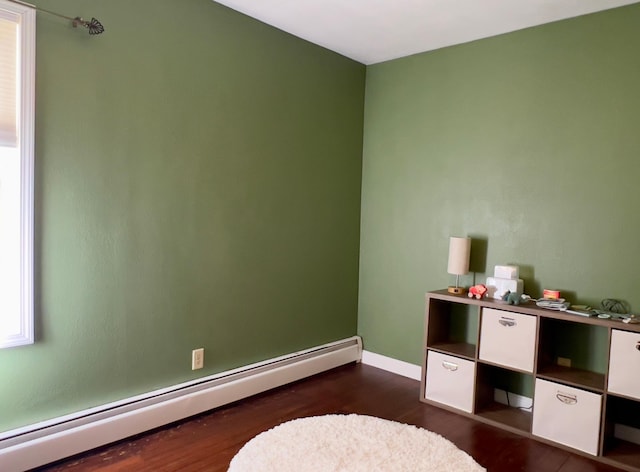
[{"left": 420, "top": 289, "right": 640, "bottom": 472}]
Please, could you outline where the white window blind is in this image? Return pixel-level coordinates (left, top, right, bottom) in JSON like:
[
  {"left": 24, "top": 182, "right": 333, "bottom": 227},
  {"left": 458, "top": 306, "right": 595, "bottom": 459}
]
[{"left": 0, "top": 11, "right": 17, "bottom": 147}]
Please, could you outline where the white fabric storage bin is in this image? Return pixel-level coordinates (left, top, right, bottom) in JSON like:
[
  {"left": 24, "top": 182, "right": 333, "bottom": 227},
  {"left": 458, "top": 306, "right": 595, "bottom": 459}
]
[
  {"left": 425, "top": 351, "right": 475, "bottom": 413},
  {"left": 608, "top": 329, "right": 640, "bottom": 400},
  {"left": 532, "top": 378, "right": 602, "bottom": 455},
  {"left": 479, "top": 308, "right": 536, "bottom": 372}
]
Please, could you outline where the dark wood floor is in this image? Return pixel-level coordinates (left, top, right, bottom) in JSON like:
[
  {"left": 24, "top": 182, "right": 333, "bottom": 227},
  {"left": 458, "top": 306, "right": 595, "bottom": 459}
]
[{"left": 35, "top": 363, "right": 623, "bottom": 472}]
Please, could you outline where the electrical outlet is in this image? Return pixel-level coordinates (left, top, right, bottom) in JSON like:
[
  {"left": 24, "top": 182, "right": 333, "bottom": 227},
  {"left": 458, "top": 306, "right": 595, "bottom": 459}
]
[
  {"left": 192, "top": 348, "right": 204, "bottom": 370},
  {"left": 557, "top": 357, "right": 571, "bottom": 368}
]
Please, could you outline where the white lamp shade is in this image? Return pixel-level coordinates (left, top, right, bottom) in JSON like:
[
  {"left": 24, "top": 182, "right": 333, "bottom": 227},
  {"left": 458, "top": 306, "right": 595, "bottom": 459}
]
[{"left": 447, "top": 237, "right": 471, "bottom": 276}]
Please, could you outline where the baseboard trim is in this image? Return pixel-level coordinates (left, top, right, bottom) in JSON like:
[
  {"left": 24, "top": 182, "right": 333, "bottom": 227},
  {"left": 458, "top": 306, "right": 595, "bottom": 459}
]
[
  {"left": 0, "top": 336, "right": 362, "bottom": 472},
  {"left": 494, "top": 389, "right": 533, "bottom": 410},
  {"left": 361, "top": 350, "right": 421, "bottom": 380},
  {"left": 615, "top": 423, "right": 640, "bottom": 446}
]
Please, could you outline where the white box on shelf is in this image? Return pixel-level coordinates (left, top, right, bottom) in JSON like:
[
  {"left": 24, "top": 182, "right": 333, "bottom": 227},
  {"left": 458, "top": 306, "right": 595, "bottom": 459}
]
[
  {"left": 485, "top": 276, "right": 523, "bottom": 299},
  {"left": 494, "top": 265, "right": 519, "bottom": 279}
]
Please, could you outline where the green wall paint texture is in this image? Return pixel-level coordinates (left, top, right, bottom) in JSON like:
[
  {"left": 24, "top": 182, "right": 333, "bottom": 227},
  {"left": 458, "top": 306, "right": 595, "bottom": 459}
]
[
  {"left": 0, "top": 0, "right": 364, "bottom": 432},
  {"left": 3, "top": 0, "right": 640, "bottom": 434},
  {"left": 358, "top": 5, "right": 640, "bottom": 365}
]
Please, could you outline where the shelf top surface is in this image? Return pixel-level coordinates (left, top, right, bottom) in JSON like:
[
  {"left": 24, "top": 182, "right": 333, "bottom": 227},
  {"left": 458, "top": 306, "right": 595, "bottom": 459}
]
[{"left": 427, "top": 290, "right": 640, "bottom": 333}]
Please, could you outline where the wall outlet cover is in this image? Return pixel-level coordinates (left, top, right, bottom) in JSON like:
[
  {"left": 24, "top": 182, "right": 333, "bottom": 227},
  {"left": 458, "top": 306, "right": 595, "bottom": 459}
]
[{"left": 192, "top": 348, "right": 204, "bottom": 370}]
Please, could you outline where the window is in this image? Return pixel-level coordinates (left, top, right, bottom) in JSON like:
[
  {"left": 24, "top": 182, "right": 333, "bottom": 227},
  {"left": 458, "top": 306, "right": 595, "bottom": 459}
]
[{"left": 0, "top": 0, "right": 34, "bottom": 348}]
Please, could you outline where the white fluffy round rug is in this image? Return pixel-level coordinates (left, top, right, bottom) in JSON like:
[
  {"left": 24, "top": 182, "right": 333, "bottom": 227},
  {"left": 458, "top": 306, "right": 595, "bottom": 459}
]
[{"left": 228, "top": 414, "right": 485, "bottom": 471}]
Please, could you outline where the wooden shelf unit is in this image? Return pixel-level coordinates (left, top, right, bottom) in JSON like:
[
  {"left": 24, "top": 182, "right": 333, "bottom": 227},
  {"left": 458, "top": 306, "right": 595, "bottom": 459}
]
[{"left": 420, "top": 289, "right": 640, "bottom": 472}]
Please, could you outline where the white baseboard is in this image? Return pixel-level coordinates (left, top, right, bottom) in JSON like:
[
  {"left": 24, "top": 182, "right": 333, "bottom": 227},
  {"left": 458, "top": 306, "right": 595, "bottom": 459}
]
[
  {"left": 0, "top": 336, "right": 362, "bottom": 472},
  {"left": 361, "top": 350, "right": 421, "bottom": 381},
  {"left": 615, "top": 423, "right": 640, "bottom": 446},
  {"left": 493, "top": 389, "right": 533, "bottom": 410}
]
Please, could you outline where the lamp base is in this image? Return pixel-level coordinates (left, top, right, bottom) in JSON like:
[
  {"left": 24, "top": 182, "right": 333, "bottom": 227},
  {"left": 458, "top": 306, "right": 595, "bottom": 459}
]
[{"left": 448, "top": 286, "right": 466, "bottom": 295}]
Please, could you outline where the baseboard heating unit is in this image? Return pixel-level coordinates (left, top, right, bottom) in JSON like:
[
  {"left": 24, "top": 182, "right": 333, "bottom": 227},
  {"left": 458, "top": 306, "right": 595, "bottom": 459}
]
[{"left": 0, "top": 336, "right": 362, "bottom": 472}]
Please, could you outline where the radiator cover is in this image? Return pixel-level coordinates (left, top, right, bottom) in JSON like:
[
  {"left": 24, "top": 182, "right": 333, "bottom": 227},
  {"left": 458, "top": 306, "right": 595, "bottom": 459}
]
[{"left": 0, "top": 336, "right": 362, "bottom": 472}]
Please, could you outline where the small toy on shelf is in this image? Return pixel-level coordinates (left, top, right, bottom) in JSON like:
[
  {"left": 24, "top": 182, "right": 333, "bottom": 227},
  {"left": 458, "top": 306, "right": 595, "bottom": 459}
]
[
  {"left": 468, "top": 284, "right": 487, "bottom": 300},
  {"left": 501, "top": 290, "right": 522, "bottom": 305}
]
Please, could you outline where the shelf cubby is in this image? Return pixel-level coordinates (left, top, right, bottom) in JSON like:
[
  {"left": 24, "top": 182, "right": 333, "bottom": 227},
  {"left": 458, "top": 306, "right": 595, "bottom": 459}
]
[
  {"left": 602, "top": 395, "right": 640, "bottom": 470},
  {"left": 425, "top": 297, "right": 478, "bottom": 360},
  {"left": 474, "top": 363, "right": 533, "bottom": 433},
  {"left": 536, "top": 317, "right": 607, "bottom": 392}
]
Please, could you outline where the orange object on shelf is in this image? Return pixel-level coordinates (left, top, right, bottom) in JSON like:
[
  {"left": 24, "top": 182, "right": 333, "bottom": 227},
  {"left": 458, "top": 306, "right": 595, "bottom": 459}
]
[{"left": 543, "top": 289, "right": 560, "bottom": 300}]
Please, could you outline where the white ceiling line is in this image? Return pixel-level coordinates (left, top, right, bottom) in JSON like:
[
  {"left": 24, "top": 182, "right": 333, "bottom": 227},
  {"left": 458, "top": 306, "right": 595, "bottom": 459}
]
[{"left": 213, "top": 0, "right": 640, "bottom": 64}]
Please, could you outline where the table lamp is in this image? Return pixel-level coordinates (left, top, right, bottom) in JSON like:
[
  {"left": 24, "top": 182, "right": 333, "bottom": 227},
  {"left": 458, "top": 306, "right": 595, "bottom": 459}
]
[{"left": 447, "top": 236, "right": 471, "bottom": 294}]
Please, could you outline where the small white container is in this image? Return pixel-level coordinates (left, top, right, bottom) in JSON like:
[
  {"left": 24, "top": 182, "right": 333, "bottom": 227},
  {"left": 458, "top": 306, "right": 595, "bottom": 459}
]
[
  {"left": 485, "top": 276, "right": 524, "bottom": 300},
  {"left": 494, "top": 265, "right": 519, "bottom": 279}
]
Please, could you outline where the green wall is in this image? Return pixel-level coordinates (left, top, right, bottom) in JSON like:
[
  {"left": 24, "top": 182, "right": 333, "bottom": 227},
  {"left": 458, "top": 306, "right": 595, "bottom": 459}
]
[
  {"left": 5, "top": 0, "right": 640, "bottom": 436},
  {"left": 0, "top": 0, "right": 365, "bottom": 432},
  {"left": 358, "top": 4, "right": 640, "bottom": 365}
]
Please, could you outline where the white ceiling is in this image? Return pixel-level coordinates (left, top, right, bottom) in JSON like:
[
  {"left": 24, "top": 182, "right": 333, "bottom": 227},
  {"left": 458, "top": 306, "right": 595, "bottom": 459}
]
[{"left": 213, "top": 0, "right": 639, "bottom": 64}]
